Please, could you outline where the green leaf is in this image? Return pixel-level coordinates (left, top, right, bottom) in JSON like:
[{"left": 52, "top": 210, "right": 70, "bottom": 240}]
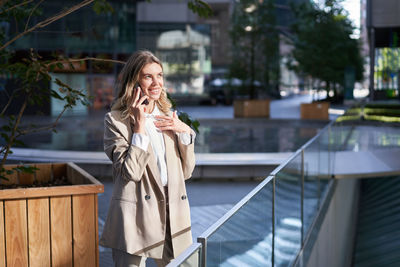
[
  {"left": 51, "top": 89, "right": 64, "bottom": 100},
  {"left": 0, "top": 175, "right": 9, "bottom": 181},
  {"left": 1, "top": 125, "right": 11, "bottom": 132},
  {"left": 49, "top": 64, "right": 56, "bottom": 72},
  {"left": 56, "top": 62, "right": 64, "bottom": 69},
  {"left": 1, "top": 133, "right": 10, "bottom": 143},
  {"left": 93, "top": 0, "right": 114, "bottom": 14},
  {"left": 178, "top": 111, "right": 200, "bottom": 134},
  {"left": 14, "top": 139, "right": 26, "bottom": 147},
  {"left": 13, "top": 166, "right": 39, "bottom": 174},
  {"left": 187, "top": 0, "right": 212, "bottom": 18}
]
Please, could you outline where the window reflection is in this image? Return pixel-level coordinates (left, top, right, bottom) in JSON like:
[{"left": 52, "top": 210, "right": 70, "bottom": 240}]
[{"left": 138, "top": 23, "right": 211, "bottom": 96}]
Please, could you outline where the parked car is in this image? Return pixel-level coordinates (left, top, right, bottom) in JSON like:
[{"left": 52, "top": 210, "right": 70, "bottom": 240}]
[{"left": 207, "top": 78, "right": 266, "bottom": 105}]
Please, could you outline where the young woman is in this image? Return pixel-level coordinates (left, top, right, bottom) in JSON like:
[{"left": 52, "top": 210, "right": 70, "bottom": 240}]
[{"left": 100, "top": 50, "right": 196, "bottom": 267}]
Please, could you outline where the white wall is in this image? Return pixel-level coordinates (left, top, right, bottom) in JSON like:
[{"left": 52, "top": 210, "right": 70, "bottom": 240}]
[{"left": 306, "top": 178, "right": 360, "bottom": 267}]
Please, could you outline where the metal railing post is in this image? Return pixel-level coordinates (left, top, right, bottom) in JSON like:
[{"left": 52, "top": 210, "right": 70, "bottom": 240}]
[
  {"left": 301, "top": 149, "right": 305, "bottom": 244},
  {"left": 197, "top": 237, "right": 206, "bottom": 267},
  {"left": 272, "top": 175, "right": 275, "bottom": 267},
  {"left": 328, "top": 124, "right": 331, "bottom": 178}
]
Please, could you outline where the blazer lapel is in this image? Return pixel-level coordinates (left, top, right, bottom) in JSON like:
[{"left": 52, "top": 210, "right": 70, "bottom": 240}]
[
  {"left": 163, "top": 130, "right": 176, "bottom": 187},
  {"left": 146, "top": 143, "right": 164, "bottom": 191},
  {"left": 129, "top": 114, "right": 164, "bottom": 193}
]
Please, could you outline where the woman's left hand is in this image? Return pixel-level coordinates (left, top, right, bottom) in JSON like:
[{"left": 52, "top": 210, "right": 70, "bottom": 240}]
[{"left": 154, "top": 111, "right": 192, "bottom": 134}]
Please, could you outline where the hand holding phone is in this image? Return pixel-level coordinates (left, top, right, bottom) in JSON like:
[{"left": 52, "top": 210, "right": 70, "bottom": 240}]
[{"left": 135, "top": 82, "right": 149, "bottom": 105}]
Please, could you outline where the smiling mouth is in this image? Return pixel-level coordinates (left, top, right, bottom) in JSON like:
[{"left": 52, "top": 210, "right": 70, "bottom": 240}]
[{"left": 148, "top": 88, "right": 161, "bottom": 95}]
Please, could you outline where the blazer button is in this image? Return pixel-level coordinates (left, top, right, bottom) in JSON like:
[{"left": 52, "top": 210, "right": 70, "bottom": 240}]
[
  {"left": 181, "top": 195, "right": 187, "bottom": 200},
  {"left": 145, "top": 195, "right": 151, "bottom": 200}
]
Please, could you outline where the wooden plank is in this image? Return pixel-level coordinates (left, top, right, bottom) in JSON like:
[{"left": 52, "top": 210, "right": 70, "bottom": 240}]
[
  {"left": 52, "top": 163, "right": 67, "bottom": 180},
  {"left": 0, "top": 201, "right": 5, "bottom": 267},
  {"left": 28, "top": 198, "right": 51, "bottom": 267},
  {"left": 94, "top": 195, "right": 99, "bottom": 267},
  {"left": 234, "top": 100, "right": 270, "bottom": 118},
  {"left": 5, "top": 199, "right": 28, "bottom": 266},
  {"left": 72, "top": 194, "right": 96, "bottom": 267},
  {"left": 0, "top": 184, "right": 104, "bottom": 200},
  {"left": 19, "top": 165, "right": 35, "bottom": 185},
  {"left": 300, "top": 102, "right": 330, "bottom": 120},
  {"left": 1, "top": 164, "right": 18, "bottom": 185},
  {"left": 67, "top": 163, "right": 86, "bottom": 185},
  {"left": 50, "top": 196, "right": 73, "bottom": 267},
  {"left": 68, "top": 163, "right": 104, "bottom": 186},
  {"left": 35, "top": 163, "right": 52, "bottom": 183}
]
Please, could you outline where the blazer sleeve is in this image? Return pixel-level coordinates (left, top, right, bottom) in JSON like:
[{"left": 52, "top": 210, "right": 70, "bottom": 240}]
[
  {"left": 176, "top": 131, "right": 196, "bottom": 180},
  {"left": 104, "top": 113, "right": 151, "bottom": 182}
]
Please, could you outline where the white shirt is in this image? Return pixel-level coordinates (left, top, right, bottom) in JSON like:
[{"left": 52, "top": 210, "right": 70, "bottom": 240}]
[{"left": 131, "top": 106, "right": 194, "bottom": 186}]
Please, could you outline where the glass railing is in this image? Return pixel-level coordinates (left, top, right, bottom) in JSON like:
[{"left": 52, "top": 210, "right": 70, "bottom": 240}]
[
  {"left": 167, "top": 243, "right": 202, "bottom": 267},
  {"left": 168, "top": 120, "right": 348, "bottom": 267}
]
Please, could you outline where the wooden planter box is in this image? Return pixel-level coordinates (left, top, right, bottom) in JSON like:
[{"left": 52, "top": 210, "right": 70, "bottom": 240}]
[
  {"left": 300, "top": 102, "right": 330, "bottom": 120},
  {"left": 0, "top": 162, "right": 104, "bottom": 267},
  {"left": 234, "top": 99, "right": 270, "bottom": 118}
]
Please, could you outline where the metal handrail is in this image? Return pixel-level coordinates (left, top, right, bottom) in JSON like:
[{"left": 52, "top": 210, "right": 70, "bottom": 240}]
[
  {"left": 166, "top": 242, "right": 202, "bottom": 267},
  {"left": 197, "top": 175, "right": 274, "bottom": 240}
]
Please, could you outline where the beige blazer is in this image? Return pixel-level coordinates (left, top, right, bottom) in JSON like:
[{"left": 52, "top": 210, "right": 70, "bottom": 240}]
[{"left": 99, "top": 110, "right": 195, "bottom": 259}]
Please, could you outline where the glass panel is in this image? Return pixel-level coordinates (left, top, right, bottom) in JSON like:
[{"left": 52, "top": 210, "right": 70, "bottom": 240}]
[
  {"left": 345, "top": 125, "right": 400, "bottom": 151},
  {"left": 318, "top": 129, "right": 331, "bottom": 197},
  {"left": 329, "top": 123, "right": 353, "bottom": 152},
  {"left": 327, "top": 123, "right": 353, "bottom": 175},
  {"left": 178, "top": 244, "right": 202, "bottom": 267},
  {"left": 301, "top": 179, "right": 334, "bottom": 267},
  {"left": 274, "top": 154, "right": 302, "bottom": 266},
  {"left": 207, "top": 180, "right": 273, "bottom": 267},
  {"left": 303, "top": 140, "right": 320, "bottom": 241}
]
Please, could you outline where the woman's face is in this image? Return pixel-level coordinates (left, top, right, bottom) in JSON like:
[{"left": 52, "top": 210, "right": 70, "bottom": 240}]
[{"left": 138, "top": 62, "right": 164, "bottom": 103}]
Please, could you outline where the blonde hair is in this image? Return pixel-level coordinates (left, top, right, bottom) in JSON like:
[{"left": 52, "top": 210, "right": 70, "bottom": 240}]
[{"left": 112, "top": 50, "right": 172, "bottom": 119}]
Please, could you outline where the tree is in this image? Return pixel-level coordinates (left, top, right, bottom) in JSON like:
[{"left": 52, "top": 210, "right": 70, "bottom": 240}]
[
  {"left": 229, "top": 0, "right": 280, "bottom": 99},
  {"left": 287, "top": 0, "right": 364, "bottom": 102},
  {"left": 0, "top": 0, "right": 208, "bottom": 181},
  {"left": 375, "top": 32, "right": 400, "bottom": 90}
]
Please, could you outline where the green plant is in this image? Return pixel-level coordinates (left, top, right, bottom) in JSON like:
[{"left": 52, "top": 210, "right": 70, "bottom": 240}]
[{"left": 0, "top": 1, "right": 109, "bottom": 181}]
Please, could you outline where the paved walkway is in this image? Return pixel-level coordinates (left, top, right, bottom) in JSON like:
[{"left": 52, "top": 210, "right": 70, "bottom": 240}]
[{"left": 179, "top": 93, "right": 344, "bottom": 120}]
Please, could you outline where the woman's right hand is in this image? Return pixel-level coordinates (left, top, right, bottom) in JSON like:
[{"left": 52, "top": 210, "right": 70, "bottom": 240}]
[{"left": 129, "top": 85, "right": 149, "bottom": 134}]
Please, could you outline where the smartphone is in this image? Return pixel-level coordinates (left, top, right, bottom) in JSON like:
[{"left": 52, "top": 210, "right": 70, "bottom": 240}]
[{"left": 135, "top": 82, "right": 149, "bottom": 105}]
